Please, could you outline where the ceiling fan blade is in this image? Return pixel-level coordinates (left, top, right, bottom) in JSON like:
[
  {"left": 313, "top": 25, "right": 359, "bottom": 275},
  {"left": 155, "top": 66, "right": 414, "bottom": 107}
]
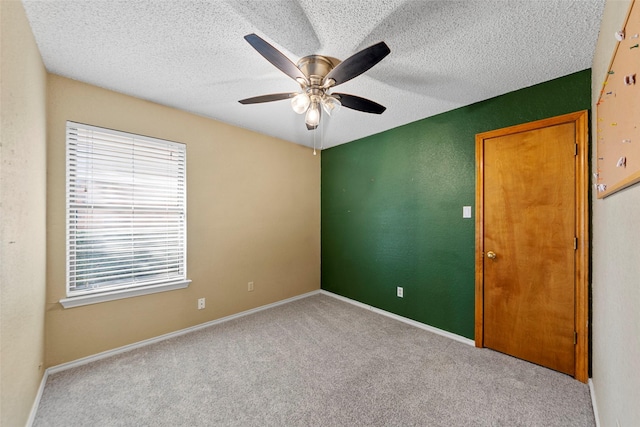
[
  {"left": 325, "top": 42, "right": 390, "bottom": 86},
  {"left": 239, "top": 93, "right": 296, "bottom": 104},
  {"left": 333, "top": 93, "right": 386, "bottom": 114},
  {"left": 244, "top": 34, "right": 307, "bottom": 83}
]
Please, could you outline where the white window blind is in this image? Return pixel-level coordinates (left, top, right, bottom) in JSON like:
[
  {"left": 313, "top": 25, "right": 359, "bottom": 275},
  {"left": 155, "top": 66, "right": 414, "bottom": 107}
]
[{"left": 66, "top": 121, "right": 187, "bottom": 298}]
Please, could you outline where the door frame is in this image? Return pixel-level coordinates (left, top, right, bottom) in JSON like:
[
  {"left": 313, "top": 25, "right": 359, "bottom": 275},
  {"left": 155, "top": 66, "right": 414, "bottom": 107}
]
[{"left": 475, "top": 110, "right": 589, "bottom": 383}]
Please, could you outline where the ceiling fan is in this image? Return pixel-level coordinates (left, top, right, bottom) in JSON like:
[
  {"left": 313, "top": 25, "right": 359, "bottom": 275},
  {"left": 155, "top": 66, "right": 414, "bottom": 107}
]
[{"left": 239, "top": 33, "right": 390, "bottom": 130}]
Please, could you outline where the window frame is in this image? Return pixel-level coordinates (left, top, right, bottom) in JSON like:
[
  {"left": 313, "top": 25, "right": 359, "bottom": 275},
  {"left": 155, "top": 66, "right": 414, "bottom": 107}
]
[{"left": 61, "top": 121, "right": 190, "bottom": 308}]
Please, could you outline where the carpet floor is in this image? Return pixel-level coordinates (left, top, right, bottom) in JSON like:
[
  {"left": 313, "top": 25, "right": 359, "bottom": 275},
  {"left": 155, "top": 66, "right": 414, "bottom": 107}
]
[{"left": 33, "top": 293, "right": 595, "bottom": 426}]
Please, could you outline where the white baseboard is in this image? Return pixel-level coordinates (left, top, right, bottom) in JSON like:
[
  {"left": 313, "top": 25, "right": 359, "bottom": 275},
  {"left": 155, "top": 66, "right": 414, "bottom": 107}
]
[
  {"left": 26, "top": 369, "right": 49, "bottom": 427},
  {"left": 589, "top": 378, "right": 600, "bottom": 427},
  {"left": 38, "top": 289, "right": 471, "bottom": 376},
  {"left": 320, "top": 290, "right": 475, "bottom": 347},
  {"left": 47, "top": 289, "right": 474, "bottom": 376}
]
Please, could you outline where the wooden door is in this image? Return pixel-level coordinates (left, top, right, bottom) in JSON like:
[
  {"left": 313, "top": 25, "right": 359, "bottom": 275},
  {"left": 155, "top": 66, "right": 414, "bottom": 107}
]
[{"left": 475, "top": 111, "right": 589, "bottom": 382}]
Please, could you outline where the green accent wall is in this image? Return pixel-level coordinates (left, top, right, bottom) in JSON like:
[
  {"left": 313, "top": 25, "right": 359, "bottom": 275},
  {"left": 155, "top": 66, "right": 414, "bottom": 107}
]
[{"left": 321, "top": 69, "right": 591, "bottom": 339}]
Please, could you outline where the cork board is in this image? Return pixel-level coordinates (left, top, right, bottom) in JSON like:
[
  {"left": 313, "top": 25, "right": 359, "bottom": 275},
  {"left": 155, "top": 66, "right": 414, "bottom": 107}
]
[{"left": 596, "top": 0, "right": 640, "bottom": 198}]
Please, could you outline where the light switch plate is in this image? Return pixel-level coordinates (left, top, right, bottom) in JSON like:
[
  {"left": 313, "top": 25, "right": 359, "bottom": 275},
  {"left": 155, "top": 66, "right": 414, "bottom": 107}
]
[{"left": 463, "top": 206, "right": 472, "bottom": 218}]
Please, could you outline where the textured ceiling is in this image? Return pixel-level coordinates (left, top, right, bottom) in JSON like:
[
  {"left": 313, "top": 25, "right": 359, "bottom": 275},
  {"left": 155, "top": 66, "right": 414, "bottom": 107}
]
[{"left": 22, "top": 0, "right": 605, "bottom": 150}]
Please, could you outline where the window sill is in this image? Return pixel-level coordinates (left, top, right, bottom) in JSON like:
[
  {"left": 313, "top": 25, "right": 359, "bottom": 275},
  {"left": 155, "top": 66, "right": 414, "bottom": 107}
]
[{"left": 59, "top": 280, "right": 192, "bottom": 309}]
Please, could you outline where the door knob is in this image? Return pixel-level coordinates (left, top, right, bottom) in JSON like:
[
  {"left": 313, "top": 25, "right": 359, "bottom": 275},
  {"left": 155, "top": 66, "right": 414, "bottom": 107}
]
[{"left": 486, "top": 251, "right": 497, "bottom": 259}]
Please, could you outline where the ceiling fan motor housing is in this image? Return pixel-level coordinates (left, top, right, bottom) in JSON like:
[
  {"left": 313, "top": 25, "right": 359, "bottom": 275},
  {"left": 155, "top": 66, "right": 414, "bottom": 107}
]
[{"left": 296, "top": 55, "right": 340, "bottom": 84}]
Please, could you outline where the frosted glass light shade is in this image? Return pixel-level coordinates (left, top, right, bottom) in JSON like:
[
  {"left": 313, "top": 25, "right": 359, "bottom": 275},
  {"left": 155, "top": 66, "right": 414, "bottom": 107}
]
[
  {"left": 305, "top": 103, "right": 320, "bottom": 127},
  {"left": 322, "top": 95, "right": 341, "bottom": 116},
  {"left": 291, "top": 93, "right": 311, "bottom": 114}
]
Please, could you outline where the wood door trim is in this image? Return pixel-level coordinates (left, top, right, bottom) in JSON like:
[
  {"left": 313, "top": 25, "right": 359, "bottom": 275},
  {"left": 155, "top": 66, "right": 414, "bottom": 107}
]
[{"left": 475, "top": 110, "right": 589, "bottom": 383}]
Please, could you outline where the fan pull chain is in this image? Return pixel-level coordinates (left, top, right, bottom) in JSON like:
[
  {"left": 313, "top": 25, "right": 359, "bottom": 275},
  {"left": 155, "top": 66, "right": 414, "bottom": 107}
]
[
  {"left": 320, "top": 117, "right": 324, "bottom": 151},
  {"left": 312, "top": 115, "right": 325, "bottom": 155},
  {"left": 311, "top": 114, "right": 326, "bottom": 156},
  {"left": 313, "top": 128, "right": 317, "bottom": 155}
]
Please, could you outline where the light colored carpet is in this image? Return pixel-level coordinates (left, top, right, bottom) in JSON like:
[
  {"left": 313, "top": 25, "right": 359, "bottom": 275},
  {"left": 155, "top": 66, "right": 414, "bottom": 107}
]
[{"left": 33, "top": 293, "right": 595, "bottom": 426}]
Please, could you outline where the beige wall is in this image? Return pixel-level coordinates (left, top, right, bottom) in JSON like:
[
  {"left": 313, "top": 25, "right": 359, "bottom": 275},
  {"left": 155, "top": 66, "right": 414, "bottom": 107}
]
[
  {"left": 45, "top": 75, "right": 320, "bottom": 366},
  {"left": 591, "top": 0, "right": 640, "bottom": 425},
  {"left": 0, "top": 0, "right": 48, "bottom": 425}
]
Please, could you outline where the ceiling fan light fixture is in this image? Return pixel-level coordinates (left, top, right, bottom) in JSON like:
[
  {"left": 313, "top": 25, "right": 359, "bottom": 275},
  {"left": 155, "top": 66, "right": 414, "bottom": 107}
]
[
  {"left": 240, "top": 34, "right": 389, "bottom": 135},
  {"left": 305, "top": 102, "right": 321, "bottom": 127},
  {"left": 291, "top": 93, "right": 311, "bottom": 114}
]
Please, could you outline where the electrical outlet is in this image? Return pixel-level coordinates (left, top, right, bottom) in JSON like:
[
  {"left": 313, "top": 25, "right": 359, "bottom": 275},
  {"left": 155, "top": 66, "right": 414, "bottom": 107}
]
[
  {"left": 248, "top": 281, "right": 254, "bottom": 292},
  {"left": 397, "top": 286, "right": 404, "bottom": 298},
  {"left": 197, "top": 298, "right": 205, "bottom": 310}
]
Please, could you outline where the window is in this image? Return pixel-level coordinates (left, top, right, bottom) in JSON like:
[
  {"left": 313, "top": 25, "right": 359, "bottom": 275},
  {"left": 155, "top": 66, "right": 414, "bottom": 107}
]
[{"left": 61, "top": 122, "right": 190, "bottom": 308}]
